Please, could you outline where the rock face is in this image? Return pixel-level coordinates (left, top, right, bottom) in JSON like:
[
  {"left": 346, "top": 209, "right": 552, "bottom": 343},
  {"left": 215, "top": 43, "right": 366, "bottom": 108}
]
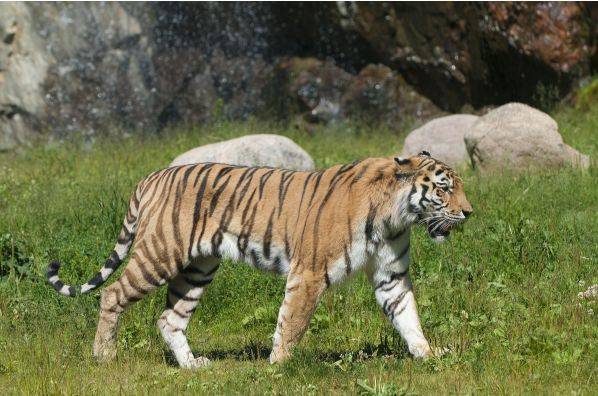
[
  {"left": 464, "top": 103, "right": 590, "bottom": 173},
  {"left": 0, "top": 3, "right": 596, "bottom": 149},
  {"left": 401, "top": 115, "right": 478, "bottom": 167},
  {"left": 0, "top": 2, "right": 155, "bottom": 149},
  {"left": 344, "top": 2, "right": 596, "bottom": 111},
  {"left": 278, "top": 58, "right": 439, "bottom": 124},
  {"left": 169, "top": 134, "right": 315, "bottom": 171}
]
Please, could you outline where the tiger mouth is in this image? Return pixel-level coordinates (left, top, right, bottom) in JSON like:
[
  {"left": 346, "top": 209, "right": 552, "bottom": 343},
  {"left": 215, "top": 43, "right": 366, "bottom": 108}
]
[
  {"left": 427, "top": 225, "right": 450, "bottom": 239},
  {"left": 425, "top": 221, "right": 451, "bottom": 243}
]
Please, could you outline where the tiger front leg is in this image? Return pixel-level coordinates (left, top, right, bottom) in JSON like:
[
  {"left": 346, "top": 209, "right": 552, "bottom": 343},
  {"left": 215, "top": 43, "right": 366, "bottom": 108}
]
[
  {"left": 370, "top": 266, "right": 432, "bottom": 359},
  {"left": 269, "top": 271, "right": 327, "bottom": 364}
]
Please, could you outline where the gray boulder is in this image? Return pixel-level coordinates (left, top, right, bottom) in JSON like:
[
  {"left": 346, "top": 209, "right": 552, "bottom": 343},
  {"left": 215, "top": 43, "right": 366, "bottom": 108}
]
[
  {"left": 170, "top": 134, "right": 315, "bottom": 171},
  {"left": 464, "top": 103, "right": 590, "bottom": 173},
  {"left": 401, "top": 114, "right": 478, "bottom": 167}
]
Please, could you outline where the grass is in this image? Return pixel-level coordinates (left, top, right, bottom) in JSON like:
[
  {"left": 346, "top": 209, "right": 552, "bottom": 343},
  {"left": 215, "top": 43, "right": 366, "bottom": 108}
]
[{"left": 0, "top": 104, "right": 596, "bottom": 394}]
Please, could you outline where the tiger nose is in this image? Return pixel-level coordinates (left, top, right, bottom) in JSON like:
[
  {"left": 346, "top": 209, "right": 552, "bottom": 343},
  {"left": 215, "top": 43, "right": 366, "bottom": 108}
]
[{"left": 462, "top": 209, "right": 473, "bottom": 218}]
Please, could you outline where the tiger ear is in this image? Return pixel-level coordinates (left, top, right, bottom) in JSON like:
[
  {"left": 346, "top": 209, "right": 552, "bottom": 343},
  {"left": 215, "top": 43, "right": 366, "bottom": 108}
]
[
  {"left": 394, "top": 156, "right": 416, "bottom": 180},
  {"left": 418, "top": 150, "right": 431, "bottom": 157},
  {"left": 394, "top": 156, "right": 411, "bottom": 166}
]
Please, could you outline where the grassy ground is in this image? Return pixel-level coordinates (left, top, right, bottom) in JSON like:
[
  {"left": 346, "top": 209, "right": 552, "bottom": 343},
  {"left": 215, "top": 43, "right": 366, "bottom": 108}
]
[{"left": 0, "top": 105, "right": 596, "bottom": 394}]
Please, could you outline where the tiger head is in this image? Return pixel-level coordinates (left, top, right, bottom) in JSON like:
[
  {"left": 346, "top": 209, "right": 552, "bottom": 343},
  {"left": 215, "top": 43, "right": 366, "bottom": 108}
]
[{"left": 395, "top": 151, "right": 473, "bottom": 243}]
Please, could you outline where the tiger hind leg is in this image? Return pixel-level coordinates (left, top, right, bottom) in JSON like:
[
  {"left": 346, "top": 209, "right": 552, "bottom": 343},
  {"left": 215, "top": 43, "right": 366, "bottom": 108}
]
[
  {"left": 93, "top": 253, "right": 167, "bottom": 362},
  {"left": 157, "top": 257, "right": 219, "bottom": 369}
]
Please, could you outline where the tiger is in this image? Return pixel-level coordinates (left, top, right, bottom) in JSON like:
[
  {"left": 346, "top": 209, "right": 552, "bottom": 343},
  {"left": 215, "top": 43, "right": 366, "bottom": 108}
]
[{"left": 47, "top": 150, "right": 472, "bottom": 369}]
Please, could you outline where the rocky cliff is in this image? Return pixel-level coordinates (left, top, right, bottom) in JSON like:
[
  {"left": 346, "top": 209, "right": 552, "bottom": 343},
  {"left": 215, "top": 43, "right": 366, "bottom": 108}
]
[{"left": 0, "top": 2, "right": 595, "bottom": 149}]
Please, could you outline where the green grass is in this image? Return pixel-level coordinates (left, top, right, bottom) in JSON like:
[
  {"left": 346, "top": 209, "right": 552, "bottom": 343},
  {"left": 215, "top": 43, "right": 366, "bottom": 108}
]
[{"left": 0, "top": 105, "right": 596, "bottom": 394}]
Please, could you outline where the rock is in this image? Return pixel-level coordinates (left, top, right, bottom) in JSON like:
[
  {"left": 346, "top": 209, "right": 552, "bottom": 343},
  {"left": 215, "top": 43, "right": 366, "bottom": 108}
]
[
  {"left": 0, "top": 2, "right": 156, "bottom": 147},
  {"left": 342, "top": 2, "right": 595, "bottom": 111},
  {"left": 401, "top": 114, "right": 478, "bottom": 167},
  {"left": 279, "top": 57, "right": 353, "bottom": 116},
  {"left": 341, "top": 64, "right": 401, "bottom": 124},
  {"left": 464, "top": 103, "right": 590, "bottom": 173},
  {"left": 169, "top": 134, "right": 315, "bottom": 171},
  {"left": 279, "top": 58, "right": 439, "bottom": 125},
  {"left": 158, "top": 51, "right": 279, "bottom": 126},
  {"left": 0, "top": 3, "right": 49, "bottom": 150}
]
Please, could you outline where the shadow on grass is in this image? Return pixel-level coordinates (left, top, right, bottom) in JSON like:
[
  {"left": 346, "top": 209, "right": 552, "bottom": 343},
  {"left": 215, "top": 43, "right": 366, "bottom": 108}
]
[{"left": 163, "top": 340, "right": 410, "bottom": 366}]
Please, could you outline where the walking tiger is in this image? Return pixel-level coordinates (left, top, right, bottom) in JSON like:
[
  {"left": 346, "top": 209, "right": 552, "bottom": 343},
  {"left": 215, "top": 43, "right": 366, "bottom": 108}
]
[{"left": 48, "top": 151, "right": 472, "bottom": 368}]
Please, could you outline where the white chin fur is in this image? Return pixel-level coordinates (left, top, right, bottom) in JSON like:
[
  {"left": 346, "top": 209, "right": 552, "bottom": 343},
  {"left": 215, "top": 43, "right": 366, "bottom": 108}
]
[{"left": 432, "top": 235, "right": 446, "bottom": 244}]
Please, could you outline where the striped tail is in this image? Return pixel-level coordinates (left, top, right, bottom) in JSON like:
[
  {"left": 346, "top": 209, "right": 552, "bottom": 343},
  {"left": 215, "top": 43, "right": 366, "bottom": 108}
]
[{"left": 47, "top": 189, "right": 140, "bottom": 297}]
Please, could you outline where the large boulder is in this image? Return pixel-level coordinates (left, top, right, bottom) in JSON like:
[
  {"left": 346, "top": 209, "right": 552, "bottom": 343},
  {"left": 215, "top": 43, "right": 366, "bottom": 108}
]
[
  {"left": 169, "top": 134, "right": 315, "bottom": 171},
  {"left": 464, "top": 103, "right": 590, "bottom": 173},
  {"left": 401, "top": 114, "right": 478, "bottom": 168}
]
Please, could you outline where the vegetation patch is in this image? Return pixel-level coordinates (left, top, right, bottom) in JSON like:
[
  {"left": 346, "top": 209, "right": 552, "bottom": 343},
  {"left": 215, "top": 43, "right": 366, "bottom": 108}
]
[{"left": 0, "top": 105, "right": 596, "bottom": 394}]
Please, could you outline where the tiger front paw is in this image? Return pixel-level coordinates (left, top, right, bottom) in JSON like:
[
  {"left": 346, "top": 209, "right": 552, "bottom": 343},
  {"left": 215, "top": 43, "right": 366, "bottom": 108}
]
[
  {"left": 409, "top": 342, "right": 433, "bottom": 360},
  {"left": 187, "top": 356, "right": 211, "bottom": 369},
  {"left": 269, "top": 348, "right": 291, "bottom": 364},
  {"left": 93, "top": 343, "right": 117, "bottom": 363}
]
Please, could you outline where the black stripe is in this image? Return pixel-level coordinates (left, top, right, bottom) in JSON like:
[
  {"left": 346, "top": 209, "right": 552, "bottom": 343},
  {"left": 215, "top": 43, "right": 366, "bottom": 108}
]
[
  {"left": 168, "top": 286, "right": 199, "bottom": 301},
  {"left": 306, "top": 171, "right": 324, "bottom": 208},
  {"left": 51, "top": 279, "right": 65, "bottom": 292},
  {"left": 181, "top": 165, "right": 198, "bottom": 191},
  {"left": 212, "top": 166, "right": 236, "bottom": 188},
  {"left": 272, "top": 256, "right": 283, "bottom": 274},
  {"left": 250, "top": 249, "right": 266, "bottom": 271},
  {"left": 278, "top": 171, "right": 296, "bottom": 216},
  {"left": 382, "top": 290, "right": 409, "bottom": 321},
  {"left": 236, "top": 168, "right": 259, "bottom": 209},
  {"left": 47, "top": 260, "right": 60, "bottom": 278},
  {"left": 387, "top": 228, "right": 406, "bottom": 241},
  {"left": 117, "top": 225, "right": 134, "bottom": 244},
  {"left": 263, "top": 209, "right": 275, "bottom": 260},
  {"left": 195, "top": 209, "right": 209, "bottom": 255},
  {"left": 172, "top": 308, "right": 191, "bottom": 318},
  {"left": 344, "top": 245, "right": 352, "bottom": 274},
  {"left": 259, "top": 169, "right": 276, "bottom": 199},
  {"left": 184, "top": 264, "right": 219, "bottom": 277},
  {"left": 418, "top": 184, "right": 430, "bottom": 208},
  {"left": 105, "top": 250, "right": 121, "bottom": 270},
  {"left": 139, "top": 263, "right": 162, "bottom": 287},
  {"left": 193, "top": 163, "right": 215, "bottom": 188},
  {"left": 183, "top": 276, "right": 212, "bottom": 288},
  {"left": 350, "top": 164, "right": 369, "bottom": 187},
  {"left": 396, "top": 243, "right": 410, "bottom": 262},
  {"left": 365, "top": 204, "right": 378, "bottom": 241},
  {"left": 298, "top": 172, "right": 315, "bottom": 209},
  {"left": 209, "top": 175, "right": 231, "bottom": 216},
  {"left": 187, "top": 168, "right": 213, "bottom": 257},
  {"left": 230, "top": 167, "right": 252, "bottom": 203},
  {"left": 241, "top": 188, "right": 257, "bottom": 224},
  {"left": 375, "top": 270, "right": 408, "bottom": 292},
  {"left": 87, "top": 272, "right": 104, "bottom": 286},
  {"left": 210, "top": 231, "right": 223, "bottom": 258},
  {"left": 283, "top": 221, "right": 291, "bottom": 260},
  {"left": 238, "top": 202, "right": 259, "bottom": 255}
]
